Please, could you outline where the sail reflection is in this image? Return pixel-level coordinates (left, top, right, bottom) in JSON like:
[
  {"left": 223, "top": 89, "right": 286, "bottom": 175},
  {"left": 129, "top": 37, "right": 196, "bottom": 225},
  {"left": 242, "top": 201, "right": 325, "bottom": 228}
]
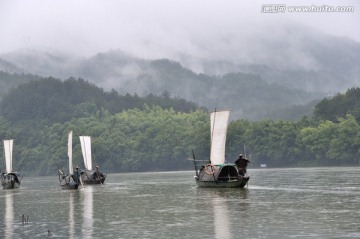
[
  {"left": 69, "top": 193, "right": 75, "bottom": 239},
  {"left": 212, "top": 193, "right": 231, "bottom": 239},
  {"left": 4, "top": 192, "right": 14, "bottom": 239},
  {"left": 82, "top": 186, "right": 94, "bottom": 238}
]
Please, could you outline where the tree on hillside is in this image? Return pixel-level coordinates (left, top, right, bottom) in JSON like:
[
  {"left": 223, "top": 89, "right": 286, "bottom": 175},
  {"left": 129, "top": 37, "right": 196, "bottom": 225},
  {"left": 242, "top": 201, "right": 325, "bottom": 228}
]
[
  {"left": 314, "top": 87, "right": 360, "bottom": 122},
  {"left": 0, "top": 77, "right": 202, "bottom": 124}
]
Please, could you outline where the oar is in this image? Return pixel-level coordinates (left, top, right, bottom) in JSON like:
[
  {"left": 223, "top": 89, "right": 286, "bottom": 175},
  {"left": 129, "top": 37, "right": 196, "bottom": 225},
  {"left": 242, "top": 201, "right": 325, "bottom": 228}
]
[
  {"left": 79, "top": 174, "right": 84, "bottom": 189},
  {"left": 17, "top": 151, "right": 30, "bottom": 172}
]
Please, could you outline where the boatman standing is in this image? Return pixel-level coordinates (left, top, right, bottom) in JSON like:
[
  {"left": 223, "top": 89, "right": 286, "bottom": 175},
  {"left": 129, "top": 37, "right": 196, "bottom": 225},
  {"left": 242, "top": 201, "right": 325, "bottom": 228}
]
[
  {"left": 235, "top": 154, "right": 250, "bottom": 176},
  {"left": 72, "top": 165, "right": 81, "bottom": 185}
]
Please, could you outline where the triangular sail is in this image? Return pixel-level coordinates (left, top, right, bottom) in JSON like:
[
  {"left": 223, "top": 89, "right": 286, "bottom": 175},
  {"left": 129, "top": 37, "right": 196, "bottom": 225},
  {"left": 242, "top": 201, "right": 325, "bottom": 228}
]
[
  {"left": 79, "top": 136, "right": 92, "bottom": 171},
  {"left": 3, "top": 140, "right": 13, "bottom": 173},
  {"left": 210, "top": 110, "right": 230, "bottom": 165},
  {"left": 68, "top": 131, "right": 73, "bottom": 175}
]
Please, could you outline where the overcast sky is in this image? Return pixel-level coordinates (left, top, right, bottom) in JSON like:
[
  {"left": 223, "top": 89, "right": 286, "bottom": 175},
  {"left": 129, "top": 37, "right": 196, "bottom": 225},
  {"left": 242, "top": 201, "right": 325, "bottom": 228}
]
[{"left": 0, "top": 0, "right": 359, "bottom": 60}]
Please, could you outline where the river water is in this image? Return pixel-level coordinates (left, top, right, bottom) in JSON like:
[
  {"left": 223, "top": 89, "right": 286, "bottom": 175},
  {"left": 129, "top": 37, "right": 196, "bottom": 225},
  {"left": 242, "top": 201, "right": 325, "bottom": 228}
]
[{"left": 1, "top": 167, "right": 360, "bottom": 238}]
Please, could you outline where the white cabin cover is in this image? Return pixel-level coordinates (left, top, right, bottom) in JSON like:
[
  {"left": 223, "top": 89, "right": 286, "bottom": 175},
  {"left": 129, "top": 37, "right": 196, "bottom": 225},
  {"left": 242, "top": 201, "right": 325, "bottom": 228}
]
[
  {"left": 3, "top": 140, "right": 13, "bottom": 173},
  {"left": 210, "top": 110, "right": 230, "bottom": 165},
  {"left": 79, "top": 136, "right": 92, "bottom": 171},
  {"left": 68, "top": 131, "right": 73, "bottom": 175}
]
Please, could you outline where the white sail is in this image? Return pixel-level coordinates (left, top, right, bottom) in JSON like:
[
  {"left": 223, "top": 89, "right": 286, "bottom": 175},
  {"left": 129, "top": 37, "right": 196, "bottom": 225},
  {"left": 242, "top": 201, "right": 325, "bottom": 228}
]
[
  {"left": 79, "top": 136, "right": 92, "bottom": 171},
  {"left": 3, "top": 140, "right": 13, "bottom": 173},
  {"left": 210, "top": 110, "right": 230, "bottom": 165},
  {"left": 68, "top": 131, "right": 73, "bottom": 175}
]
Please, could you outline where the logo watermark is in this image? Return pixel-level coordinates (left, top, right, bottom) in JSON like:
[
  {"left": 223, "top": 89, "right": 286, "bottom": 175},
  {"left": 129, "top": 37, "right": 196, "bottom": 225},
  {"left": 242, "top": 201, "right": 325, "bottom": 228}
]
[{"left": 261, "top": 4, "right": 355, "bottom": 13}]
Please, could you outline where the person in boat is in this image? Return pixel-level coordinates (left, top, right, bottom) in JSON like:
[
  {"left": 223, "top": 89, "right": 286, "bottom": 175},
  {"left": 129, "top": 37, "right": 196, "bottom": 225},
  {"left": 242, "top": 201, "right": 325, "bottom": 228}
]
[
  {"left": 235, "top": 154, "right": 250, "bottom": 176},
  {"left": 95, "top": 165, "right": 100, "bottom": 173},
  {"left": 94, "top": 165, "right": 105, "bottom": 179},
  {"left": 93, "top": 165, "right": 99, "bottom": 178},
  {"left": 72, "top": 166, "right": 81, "bottom": 185}
]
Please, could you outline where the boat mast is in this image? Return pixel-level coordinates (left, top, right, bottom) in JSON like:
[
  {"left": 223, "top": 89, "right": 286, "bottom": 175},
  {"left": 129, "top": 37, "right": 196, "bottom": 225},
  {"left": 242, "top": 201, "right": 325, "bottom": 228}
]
[
  {"left": 244, "top": 144, "right": 247, "bottom": 158},
  {"left": 68, "top": 130, "right": 73, "bottom": 175},
  {"left": 210, "top": 109, "right": 216, "bottom": 164}
]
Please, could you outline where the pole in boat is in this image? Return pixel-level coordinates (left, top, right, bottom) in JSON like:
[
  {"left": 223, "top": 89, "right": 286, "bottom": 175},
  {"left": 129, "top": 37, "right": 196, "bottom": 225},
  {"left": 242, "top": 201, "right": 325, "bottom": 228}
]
[
  {"left": 79, "top": 175, "right": 84, "bottom": 189},
  {"left": 244, "top": 144, "right": 247, "bottom": 158},
  {"left": 192, "top": 150, "right": 199, "bottom": 178},
  {"left": 17, "top": 151, "right": 29, "bottom": 172}
]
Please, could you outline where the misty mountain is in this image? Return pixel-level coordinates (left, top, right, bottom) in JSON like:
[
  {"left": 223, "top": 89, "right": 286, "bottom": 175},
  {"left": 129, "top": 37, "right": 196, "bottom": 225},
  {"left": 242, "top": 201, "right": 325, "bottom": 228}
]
[
  {"left": 182, "top": 29, "right": 360, "bottom": 93},
  {"left": 1, "top": 28, "right": 358, "bottom": 120},
  {"left": 0, "top": 71, "right": 42, "bottom": 99},
  {"left": 2, "top": 27, "right": 359, "bottom": 94},
  {"left": 0, "top": 51, "right": 322, "bottom": 120}
]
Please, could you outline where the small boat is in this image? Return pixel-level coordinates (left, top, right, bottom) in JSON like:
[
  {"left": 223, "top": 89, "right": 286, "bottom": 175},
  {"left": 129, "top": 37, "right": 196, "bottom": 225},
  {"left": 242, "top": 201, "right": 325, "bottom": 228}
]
[
  {"left": 79, "top": 136, "right": 106, "bottom": 184},
  {"left": 1, "top": 140, "right": 22, "bottom": 189},
  {"left": 58, "top": 130, "right": 81, "bottom": 189},
  {"left": 193, "top": 110, "right": 249, "bottom": 188}
]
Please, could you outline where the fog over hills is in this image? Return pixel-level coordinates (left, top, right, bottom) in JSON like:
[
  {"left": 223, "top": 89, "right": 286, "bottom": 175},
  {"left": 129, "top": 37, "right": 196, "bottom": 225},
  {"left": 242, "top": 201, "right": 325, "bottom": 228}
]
[
  {"left": 1, "top": 23, "right": 359, "bottom": 90},
  {"left": 0, "top": 24, "right": 359, "bottom": 120}
]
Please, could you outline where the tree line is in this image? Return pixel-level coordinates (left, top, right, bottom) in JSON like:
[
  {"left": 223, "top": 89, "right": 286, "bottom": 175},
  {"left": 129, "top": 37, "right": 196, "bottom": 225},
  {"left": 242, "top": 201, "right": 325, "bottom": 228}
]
[{"left": 0, "top": 78, "right": 359, "bottom": 176}]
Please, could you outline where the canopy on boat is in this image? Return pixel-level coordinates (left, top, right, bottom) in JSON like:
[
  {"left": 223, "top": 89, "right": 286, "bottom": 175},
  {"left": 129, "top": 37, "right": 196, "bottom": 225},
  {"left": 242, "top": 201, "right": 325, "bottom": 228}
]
[
  {"left": 210, "top": 110, "right": 230, "bottom": 165},
  {"left": 80, "top": 136, "right": 92, "bottom": 171}
]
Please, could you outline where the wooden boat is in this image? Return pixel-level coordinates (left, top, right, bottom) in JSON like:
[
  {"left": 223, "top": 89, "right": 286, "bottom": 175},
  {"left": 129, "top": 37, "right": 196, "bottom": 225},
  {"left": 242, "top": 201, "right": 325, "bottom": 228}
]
[
  {"left": 79, "top": 136, "right": 106, "bottom": 184},
  {"left": 193, "top": 110, "right": 249, "bottom": 188},
  {"left": 58, "top": 130, "right": 80, "bottom": 189},
  {"left": 1, "top": 140, "right": 21, "bottom": 189}
]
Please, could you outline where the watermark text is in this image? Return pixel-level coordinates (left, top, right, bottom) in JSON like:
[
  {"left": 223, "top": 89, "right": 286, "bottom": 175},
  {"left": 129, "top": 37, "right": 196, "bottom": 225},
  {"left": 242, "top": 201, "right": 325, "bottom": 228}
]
[{"left": 261, "top": 4, "right": 355, "bottom": 13}]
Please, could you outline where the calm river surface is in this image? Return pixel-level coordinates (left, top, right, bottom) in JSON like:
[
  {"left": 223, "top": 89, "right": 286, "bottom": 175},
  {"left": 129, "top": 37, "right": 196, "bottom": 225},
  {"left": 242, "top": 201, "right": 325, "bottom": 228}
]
[{"left": 1, "top": 167, "right": 360, "bottom": 238}]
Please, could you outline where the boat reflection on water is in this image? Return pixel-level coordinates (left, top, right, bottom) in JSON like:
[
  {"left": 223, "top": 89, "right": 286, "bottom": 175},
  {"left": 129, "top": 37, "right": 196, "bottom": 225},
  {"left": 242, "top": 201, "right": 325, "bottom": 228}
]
[
  {"left": 4, "top": 191, "right": 14, "bottom": 239},
  {"left": 82, "top": 186, "right": 94, "bottom": 238},
  {"left": 65, "top": 188, "right": 94, "bottom": 238},
  {"left": 197, "top": 188, "right": 249, "bottom": 239},
  {"left": 212, "top": 194, "right": 231, "bottom": 239},
  {"left": 69, "top": 192, "right": 75, "bottom": 239}
]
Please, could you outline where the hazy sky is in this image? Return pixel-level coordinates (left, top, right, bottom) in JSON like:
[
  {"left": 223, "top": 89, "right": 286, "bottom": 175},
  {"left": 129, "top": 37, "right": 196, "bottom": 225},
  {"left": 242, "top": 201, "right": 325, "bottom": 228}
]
[{"left": 0, "top": 0, "right": 359, "bottom": 60}]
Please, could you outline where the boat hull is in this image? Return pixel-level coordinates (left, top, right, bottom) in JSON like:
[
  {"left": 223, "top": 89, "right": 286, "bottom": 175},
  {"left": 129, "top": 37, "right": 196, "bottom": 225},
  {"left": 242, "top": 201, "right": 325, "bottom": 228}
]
[
  {"left": 195, "top": 177, "right": 249, "bottom": 188},
  {"left": 195, "top": 164, "right": 249, "bottom": 188},
  {"left": 1, "top": 173, "right": 21, "bottom": 189},
  {"left": 59, "top": 174, "right": 79, "bottom": 190},
  {"left": 60, "top": 183, "right": 79, "bottom": 190},
  {"left": 81, "top": 170, "right": 106, "bottom": 184},
  {"left": 2, "top": 180, "right": 21, "bottom": 189}
]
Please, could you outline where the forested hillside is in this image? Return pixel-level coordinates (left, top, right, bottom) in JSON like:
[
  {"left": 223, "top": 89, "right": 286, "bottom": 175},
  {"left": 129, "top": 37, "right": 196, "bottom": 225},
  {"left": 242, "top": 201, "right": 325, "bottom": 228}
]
[
  {"left": 0, "top": 77, "right": 201, "bottom": 124},
  {"left": 0, "top": 71, "right": 41, "bottom": 100},
  {"left": 0, "top": 78, "right": 207, "bottom": 175},
  {"left": 1, "top": 78, "right": 360, "bottom": 176},
  {"left": 314, "top": 88, "right": 360, "bottom": 122}
]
